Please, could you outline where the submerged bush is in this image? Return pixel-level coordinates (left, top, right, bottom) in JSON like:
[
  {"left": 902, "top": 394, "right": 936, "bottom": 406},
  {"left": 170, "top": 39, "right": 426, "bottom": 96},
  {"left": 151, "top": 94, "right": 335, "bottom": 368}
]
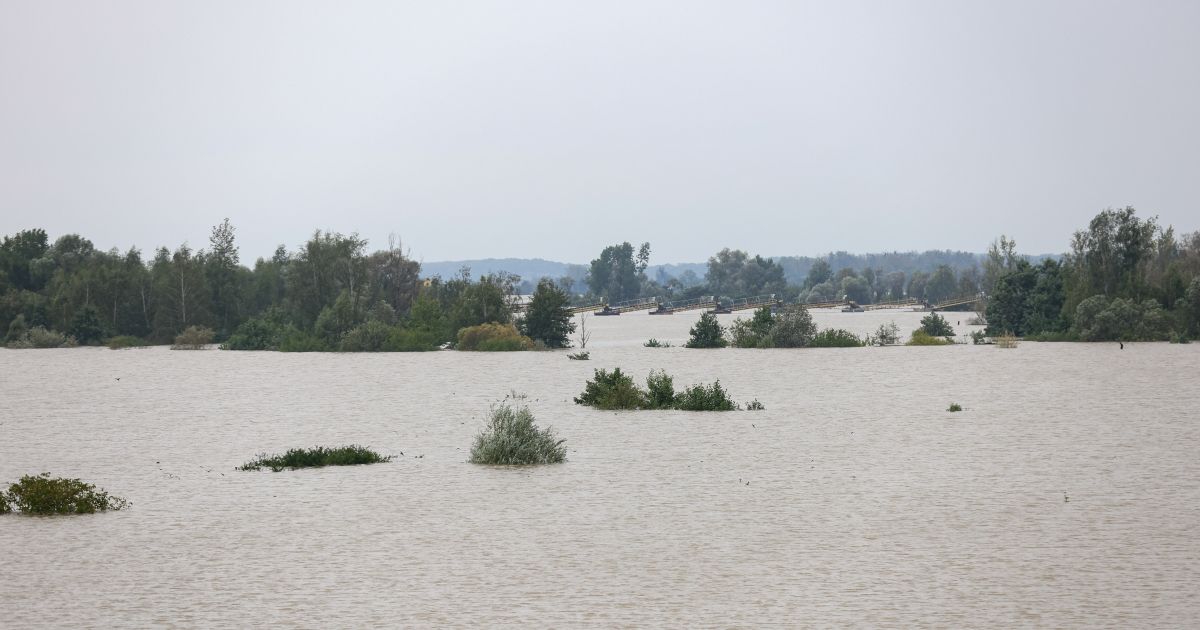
[
  {"left": 729, "top": 306, "right": 776, "bottom": 348},
  {"left": 567, "top": 351, "right": 590, "bottom": 360},
  {"left": 919, "top": 313, "right": 955, "bottom": 337},
  {"left": 644, "top": 369, "right": 677, "bottom": 409},
  {"left": 171, "top": 326, "right": 215, "bottom": 350},
  {"left": 907, "top": 330, "right": 953, "bottom": 346},
  {"left": 383, "top": 328, "right": 440, "bottom": 352},
  {"left": 456, "top": 322, "right": 534, "bottom": 351},
  {"left": 746, "top": 399, "right": 765, "bottom": 411},
  {"left": 469, "top": 402, "right": 566, "bottom": 465},
  {"left": 6, "top": 326, "right": 77, "bottom": 349},
  {"left": 809, "top": 328, "right": 865, "bottom": 347},
  {"left": 948, "top": 402, "right": 963, "bottom": 412},
  {"left": 685, "top": 312, "right": 727, "bottom": 348},
  {"left": 768, "top": 305, "right": 818, "bottom": 347},
  {"left": 239, "top": 445, "right": 392, "bottom": 472},
  {"left": 3, "top": 473, "right": 128, "bottom": 514},
  {"left": 222, "top": 314, "right": 290, "bottom": 350},
  {"left": 870, "top": 321, "right": 901, "bottom": 346},
  {"left": 674, "top": 380, "right": 738, "bottom": 411},
  {"left": 339, "top": 320, "right": 393, "bottom": 352},
  {"left": 1170, "top": 332, "right": 1191, "bottom": 344},
  {"left": 574, "top": 368, "right": 645, "bottom": 410},
  {"left": 0, "top": 491, "right": 10, "bottom": 514},
  {"left": 107, "top": 335, "right": 147, "bottom": 349},
  {"left": 644, "top": 338, "right": 672, "bottom": 348}
]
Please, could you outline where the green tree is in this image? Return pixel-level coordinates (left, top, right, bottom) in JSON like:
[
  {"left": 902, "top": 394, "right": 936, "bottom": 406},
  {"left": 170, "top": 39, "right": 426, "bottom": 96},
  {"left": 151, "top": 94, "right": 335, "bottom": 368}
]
[
  {"left": 919, "top": 312, "right": 954, "bottom": 337},
  {"left": 768, "top": 305, "right": 816, "bottom": 347},
  {"left": 587, "top": 242, "right": 647, "bottom": 302},
  {"left": 805, "top": 259, "right": 832, "bottom": 289},
  {"left": 519, "top": 279, "right": 576, "bottom": 348},
  {"left": 69, "top": 304, "right": 104, "bottom": 345},
  {"left": 206, "top": 218, "right": 241, "bottom": 338},
  {"left": 685, "top": 311, "right": 727, "bottom": 348},
  {"left": 925, "top": 265, "right": 958, "bottom": 303}
]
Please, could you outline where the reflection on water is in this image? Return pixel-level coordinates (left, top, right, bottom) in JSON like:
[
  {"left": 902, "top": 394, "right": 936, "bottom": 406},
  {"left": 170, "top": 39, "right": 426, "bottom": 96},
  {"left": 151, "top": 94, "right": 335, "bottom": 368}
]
[{"left": 2, "top": 310, "right": 1197, "bottom": 627}]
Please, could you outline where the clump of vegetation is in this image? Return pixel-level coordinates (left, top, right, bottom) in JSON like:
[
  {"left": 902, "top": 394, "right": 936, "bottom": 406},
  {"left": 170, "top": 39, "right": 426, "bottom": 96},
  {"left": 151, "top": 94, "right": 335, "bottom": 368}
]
[
  {"left": 6, "top": 326, "right": 77, "bottom": 349},
  {"left": 907, "top": 330, "right": 953, "bottom": 346},
  {"left": 966, "top": 314, "right": 987, "bottom": 326},
  {"left": 573, "top": 368, "right": 646, "bottom": 410},
  {"left": 469, "top": 401, "right": 566, "bottom": 465},
  {"left": 1024, "top": 330, "right": 1079, "bottom": 342},
  {"left": 644, "top": 338, "right": 672, "bottom": 348},
  {"left": 867, "top": 321, "right": 901, "bottom": 346},
  {"left": 517, "top": 279, "right": 576, "bottom": 348},
  {"left": 456, "top": 322, "right": 534, "bottom": 351},
  {"left": 948, "top": 402, "right": 963, "bottom": 412},
  {"left": 996, "top": 332, "right": 1019, "bottom": 348},
  {"left": 3, "top": 473, "right": 128, "bottom": 514},
  {"left": 574, "top": 368, "right": 744, "bottom": 411},
  {"left": 278, "top": 330, "right": 330, "bottom": 352},
  {"left": 239, "top": 445, "right": 392, "bottom": 472},
  {"left": 809, "top": 328, "right": 865, "bottom": 347},
  {"left": 919, "top": 312, "right": 955, "bottom": 337},
  {"left": 567, "top": 351, "right": 590, "bottom": 360},
  {"left": 729, "top": 306, "right": 776, "bottom": 348},
  {"left": 685, "top": 311, "right": 727, "bottom": 348},
  {"left": 746, "top": 399, "right": 765, "bottom": 410},
  {"left": 970, "top": 330, "right": 987, "bottom": 345},
  {"left": 338, "top": 320, "right": 394, "bottom": 351},
  {"left": 728, "top": 305, "right": 819, "bottom": 348},
  {"left": 1170, "top": 332, "right": 1191, "bottom": 344},
  {"left": 171, "top": 325, "right": 214, "bottom": 349},
  {"left": 107, "top": 335, "right": 147, "bottom": 349}
]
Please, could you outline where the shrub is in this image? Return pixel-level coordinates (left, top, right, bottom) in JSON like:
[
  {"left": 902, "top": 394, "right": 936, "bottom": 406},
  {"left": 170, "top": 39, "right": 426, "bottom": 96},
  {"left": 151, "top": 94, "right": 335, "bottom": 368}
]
[
  {"left": 948, "top": 403, "right": 963, "bottom": 412},
  {"left": 674, "top": 380, "right": 738, "bottom": 411},
  {"left": 907, "top": 330, "right": 952, "bottom": 346},
  {"left": 69, "top": 305, "right": 105, "bottom": 345},
  {"left": 469, "top": 402, "right": 566, "bottom": 465},
  {"left": 919, "top": 312, "right": 955, "bottom": 337},
  {"left": 107, "top": 335, "right": 147, "bottom": 349},
  {"left": 222, "top": 314, "right": 289, "bottom": 350},
  {"left": 171, "top": 326, "right": 214, "bottom": 350},
  {"left": 644, "top": 369, "right": 677, "bottom": 409},
  {"left": 1073, "top": 296, "right": 1171, "bottom": 341},
  {"left": 996, "top": 333, "right": 1019, "bottom": 348},
  {"left": 969, "top": 330, "right": 986, "bottom": 345},
  {"left": 868, "top": 321, "right": 902, "bottom": 346},
  {"left": 768, "top": 305, "right": 817, "bottom": 347},
  {"left": 5, "top": 314, "right": 28, "bottom": 343},
  {"left": 1170, "top": 332, "right": 1191, "bottom": 344},
  {"left": 456, "top": 322, "right": 533, "bottom": 351},
  {"left": 239, "top": 445, "right": 391, "bottom": 472},
  {"left": 809, "top": 328, "right": 864, "bottom": 347},
  {"left": 574, "top": 368, "right": 644, "bottom": 410},
  {"left": 0, "top": 491, "right": 10, "bottom": 514},
  {"left": 685, "top": 312, "right": 727, "bottom": 348},
  {"left": 644, "top": 338, "right": 672, "bottom": 348},
  {"left": 383, "top": 327, "right": 440, "bottom": 352},
  {"left": 518, "top": 279, "right": 576, "bottom": 348},
  {"left": 3, "top": 473, "right": 128, "bottom": 514},
  {"left": 729, "top": 307, "right": 775, "bottom": 348},
  {"left": 339, "top": 320, "right": 393, "bottom": 352},
  {"left": 278, "top": 330, "right": 330, "bottom": 352},
  {"left": 746, "top": 399, "right": 765, "bottom": 411},
  {"left": 567, "top": 351, "right": 590, "bottom": 360},
  {"left": 6, "top": 326, "right": 77, "bottom": 349}
]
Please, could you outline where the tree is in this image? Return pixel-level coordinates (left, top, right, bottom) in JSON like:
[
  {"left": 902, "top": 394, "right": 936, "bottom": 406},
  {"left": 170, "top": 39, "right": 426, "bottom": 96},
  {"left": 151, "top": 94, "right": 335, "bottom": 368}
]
[
  {"left": 519, "top": 279, "right": 576, "bottom": 348},
  {"left": 729, "top": 306, "right": 775, "bottom": 348},
  {"left": 982, "top": 235, "right": 1020, "bottom": 295},
  {"left": 69, "top": 304, "right": 104, "bottom": 345},
  {"left": 587, "top": 242, "right": 646, "bottom": 302},
  {"left": 919, "top": 312, "right": 954, "bottom": 337},
  {"left": 768, "top": 305, "right": 816, "bottom": 347},
  {"left": 805, "top": 259, "right": 832, "bottom": 289},
  {"left": 985, "top": 259, "right": 1067, "bottom": 336},
  {"left": 685, "top": 311, "right": 727, "bottom": 348}
]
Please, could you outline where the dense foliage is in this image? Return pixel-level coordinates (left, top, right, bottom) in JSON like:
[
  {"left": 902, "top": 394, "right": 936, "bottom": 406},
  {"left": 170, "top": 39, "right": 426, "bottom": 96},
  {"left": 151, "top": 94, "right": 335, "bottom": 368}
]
[
  {"left": 918, "top": 313, "right": 955, "bottom": 337},
  {"left": 469, "top": 401, "right": 566, "bottom": 465},
  {"left": 3, "top": 474, "right": 128, "bottom": 514},
  {"left": 685, "top": 311, "right": 728, "bottom": 348},
  {"left": 574, "top": 368, "right": 744, "bottom": 411},
  {"left": 907, "top": 330, "right": 953, "bottom": 346},
  {"left": 239, "top": 445, "right": 391, "bottom": 472},
  {"left": 808, "top": 328, "right": 865, "bottom": 347},
  {"left": 456, "top": 322, "right": 534, "bottom": 351},
  {"left": 518, "top": 279, "right": 575, "bottom": 348},
  {"left": 728, "top": 305, "right": 819, "bottom": 348}
]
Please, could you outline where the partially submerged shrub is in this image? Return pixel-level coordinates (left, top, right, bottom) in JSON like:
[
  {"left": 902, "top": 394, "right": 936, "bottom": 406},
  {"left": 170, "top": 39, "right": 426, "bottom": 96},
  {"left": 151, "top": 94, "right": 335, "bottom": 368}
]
[
  {"left": 171, "top": 326, "right": 214, "bottom": 350},
  {"left": 996, "top": 333, "right": 1019, "bottom": 349},
  {"left": 456, "top": 322, "right": 534, "bottom": 351},
  {"left": 1169, "top": 332, "right": 1191, "bottom": 344},
  {"left": 0, "top": 491, "right": 10, "bottom": 514},
  {"left": 6, "top": 326, "right": 77, "bottom": 349},
  {"left": 567, "top": 351, "right": 590, "bottom": 360},
  {"left": 574, "top": 368, "right": 645, "bottom": 410},
  {"left": 469, "top": 402, "right": 566, "bottom": 465},
  {"left": 729, "top": 307, "right": 775, "bottom": 348},
  {"left": 675, "top": 380, "right": 738, "bottom": 411},
  {"left": 907, "top": 330, "right": 953, "bottom": 346},
  {"left": 239, "top": 445, "right": 391, "bottom": 472},
  {"left": 970, "top": 330, "right": 987, "bottom": 345},
  {"left": 339, "top": 320, "right": 393, "bottom": 352},
  {"left": 948, "top": 402, "right": 963, "bottom": 412},
  {"left": 746, "top": 399, "right": 765, "bottom": 411},
  {"left": 767, "top": 305, "right": 817, "bottom": 347},
  {"left": 383, "top": 328, "right": 440, "bottom": 352},
  {"left": 919, "top": 313, "right": 955, "bottom": 337},
  {"left": 644, "top": 338, "right": 672, "bottom": 348},
  {"left": 870, "top": 321, "right": 901, "bottom": 346},
  {"left": 278, "top": 330, "right": 331, "bottom": 352},
  {"left": 107, "top": 335, "right": 148, "bottom": 349},
  {"left": 644, "top": 369, "right": 677, "bottom": 409},
  {"left": 3, "top": 473, "right": 128, "bottom": 514},
  {"left": 685, "top": 312, "right": 727, "bottom": 348},
  {"left": 809, "top": 328, "right": 864, "bottom": 347}
]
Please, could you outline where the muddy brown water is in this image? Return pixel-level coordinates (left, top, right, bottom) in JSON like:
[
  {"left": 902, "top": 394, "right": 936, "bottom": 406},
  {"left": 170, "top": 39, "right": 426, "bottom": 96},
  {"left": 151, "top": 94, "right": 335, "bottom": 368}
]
[{"left": 2, "top": 310, "right": 1198, "bottom": 627}]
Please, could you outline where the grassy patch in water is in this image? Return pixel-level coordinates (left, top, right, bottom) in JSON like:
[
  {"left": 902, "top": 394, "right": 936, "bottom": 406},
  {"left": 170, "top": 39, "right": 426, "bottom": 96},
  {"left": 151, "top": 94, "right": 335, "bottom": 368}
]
[
  {"left": 3, "top": 473, "right": 128, "bottom": 515},
  {"left": 239, "top": 445, "right": 392, "bottom": 472},
  {"left": 948, "top": 402, "right": 963, "bottom": 412},
  {"left": 470, "top": 402, "right": 566, "bottom": 465}
]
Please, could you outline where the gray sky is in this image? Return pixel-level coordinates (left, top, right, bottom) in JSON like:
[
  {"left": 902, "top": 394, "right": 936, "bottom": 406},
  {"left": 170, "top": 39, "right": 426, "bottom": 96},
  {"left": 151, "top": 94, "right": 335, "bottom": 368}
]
[{"left": 2, "top": 1, "right": 1198, "bottom": 264}]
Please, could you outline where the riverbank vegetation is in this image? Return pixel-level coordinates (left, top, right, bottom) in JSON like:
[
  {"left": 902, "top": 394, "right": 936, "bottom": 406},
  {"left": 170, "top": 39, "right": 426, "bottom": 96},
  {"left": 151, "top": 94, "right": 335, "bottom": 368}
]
[
  {"left": 574, "top": 368, "right": 745, "bottom": 411},
  {"left": 2, "top": 474, "right": 128, "bottom": 514},
  {"left": 239, "top": 445, "right": 391, "bottom": 472},
  {"left": 469, "top": 401, "right": 566, "bottom": 465}
]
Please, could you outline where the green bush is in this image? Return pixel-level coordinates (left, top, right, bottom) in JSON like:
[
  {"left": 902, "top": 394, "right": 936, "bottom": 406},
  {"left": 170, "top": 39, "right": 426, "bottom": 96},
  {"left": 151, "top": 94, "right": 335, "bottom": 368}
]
[
  {"left": 1073, "top": 296, "right": 1170, "bottom": 341},
  {"left": 278, "top": 330, "right": 330, "bottom": 352},
  {"left": 69, "top": 305, "right": 105, "bottom": 345},
  {"left": 383, "top": 327, "right": 441, "bottom": 352},
  {"left": 222, "top": 314, "right": 289, "bottom": 350},
  {"left": 239, "top": 445, "right": 391, "bottom": 472},
  {"left": 674, "top": 380, "right": 738, "bottom": 411},
  {"left": 729, "top": 307, "right": 775, "bottom": 348},
  {"left": 574, "top": 368, "right": 645, "bottom": 410},
  {"left": 685, "top": 312, "right": 727, "bottom": 348},
  {"left": 567, "top": 351, "right": 590, "bottom": 360},
  {"left": 3, "top": 473, "right": 128, "bottom": 514},
  {"left": 919, "top": 312, "right": 955, "bottom": 337},
  {"left": 1170, "top": 332, "right": 1191, "bottom": 344},
  {"left": 746, "top": 399, "right": 765, "bottom": 411},
  {"left": 767, "top": 305, "right": 817, "bottom": 347},
  {"left": 5, "top": 314, "right": 28, "bottom": 343},
  {"left": 969, "top": 330, "right": 986, "bottom": 345},
  {"left": 171, "top": 326, "right": 215, "bottom": 350},
  {"left": 644, "top": 338, "right": 672, "bottom": 348},
  {"left": 870, "top": 321, "right": 901, "bottom": 346},
  {"left": 907, "top": 330, "right": 952, "bottom": 346},
  {"left": 469, "top": 402, "right": 566, "bottom": 465},
  {"left": 339, "top": 320, "right": 393, "bottom": 352},
  {"left": 644, "top": 369, "right": 677, "bottom": 409},
  {"left": 456, "top": 322, "right": 534, "bottom": 351},
  {"left": 6, "top": 326, "right": 77, "bottom": 349},
  {"left": 809, "top": 328, "right": 864, "bottom": 347},
  {"left": 0, "top": 491, "right": 10, "bottom": 514},
  {"left": 948, "top": 402, "right": 963, "bottom": 412},
  {"left": 107, "top": 335, "right": 147, "bottom": 349}
]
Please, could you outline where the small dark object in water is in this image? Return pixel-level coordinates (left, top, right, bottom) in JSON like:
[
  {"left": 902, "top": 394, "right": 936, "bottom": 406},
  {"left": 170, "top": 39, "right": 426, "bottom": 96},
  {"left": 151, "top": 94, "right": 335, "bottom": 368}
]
[{"left": 1119, "top": 342, "right": 1124, "bottom": 349}]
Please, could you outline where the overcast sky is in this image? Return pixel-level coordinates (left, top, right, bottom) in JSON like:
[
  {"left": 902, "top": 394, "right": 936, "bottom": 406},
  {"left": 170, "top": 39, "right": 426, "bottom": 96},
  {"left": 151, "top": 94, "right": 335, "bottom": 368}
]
[{"left": 2, "top": 1, "right": 1197, "bottom": 264}]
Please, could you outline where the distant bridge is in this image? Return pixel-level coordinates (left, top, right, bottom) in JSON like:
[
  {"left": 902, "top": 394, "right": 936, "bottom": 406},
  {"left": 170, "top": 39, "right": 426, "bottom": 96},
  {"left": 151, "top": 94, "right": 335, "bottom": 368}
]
[
  {"left": 924, "top": 293, "right": 986, "bottom": 311},
  {"left": 864, "top": 298, "right": 922, "bottom": 311},
  {"left": 710, "top": 294, "right": 782, "bottom": 314},
  {"left": 649, "top": 295, "right": 717, "bottom": 315},
  {"left": 595, "top": 296, "right": 660, "bottom": 316},
  {"left": 510, "top": 299, "right": 607, "bottom": 315}
]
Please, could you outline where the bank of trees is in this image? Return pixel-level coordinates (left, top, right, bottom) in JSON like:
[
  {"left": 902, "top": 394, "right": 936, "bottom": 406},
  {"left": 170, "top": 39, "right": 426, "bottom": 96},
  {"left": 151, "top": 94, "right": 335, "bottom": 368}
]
[{"left": 986, "top": 207, "right": 1199, "bottom": 340}]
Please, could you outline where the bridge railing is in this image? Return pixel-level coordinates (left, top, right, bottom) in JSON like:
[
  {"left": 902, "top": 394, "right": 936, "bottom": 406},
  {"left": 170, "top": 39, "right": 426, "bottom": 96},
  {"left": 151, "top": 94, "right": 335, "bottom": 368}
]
[
  {"left": 726, "top": 294, "right": 781, "bottom": 311},
  {"left": 651, "top": 296, "right": 716, "bottom": 314}
]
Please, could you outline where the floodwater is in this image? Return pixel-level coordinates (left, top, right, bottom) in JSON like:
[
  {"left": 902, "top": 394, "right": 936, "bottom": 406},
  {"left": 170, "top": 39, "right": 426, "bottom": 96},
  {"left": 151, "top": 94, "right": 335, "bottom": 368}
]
[{"left": 2, "top": 309, "right": 1198, "bottom": 627}]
